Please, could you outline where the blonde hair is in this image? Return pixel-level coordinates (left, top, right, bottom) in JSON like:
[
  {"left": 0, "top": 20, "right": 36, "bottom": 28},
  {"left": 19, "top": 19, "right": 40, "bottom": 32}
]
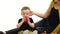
[
  {"left": 21, "top": 6, "right": 30, "bottom": 11},
  {"left": 50, "top": 1, "right": 54, "bottom": 8}
]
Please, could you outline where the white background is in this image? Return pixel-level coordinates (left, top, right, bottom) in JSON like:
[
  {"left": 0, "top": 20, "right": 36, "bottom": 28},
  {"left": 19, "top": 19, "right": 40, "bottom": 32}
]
[{"left": 0, "top": 0, "right": 52, "bottom": 31}]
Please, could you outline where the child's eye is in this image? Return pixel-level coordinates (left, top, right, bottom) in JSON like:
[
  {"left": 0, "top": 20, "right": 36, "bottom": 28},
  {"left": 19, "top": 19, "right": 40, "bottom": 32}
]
[
  {"left": 26, "top": 13, "right": 28, "bottom": 15},
  {"left": 22, "top": 13, "right": 25, "bottom": 15}
]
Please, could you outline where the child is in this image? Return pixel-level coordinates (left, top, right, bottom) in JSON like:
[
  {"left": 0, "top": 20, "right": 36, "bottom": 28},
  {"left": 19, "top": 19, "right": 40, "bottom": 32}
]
[
  {"left": 17, "top": 6, "right": 35, "bottom": 34},
  {"left": 4, "top": 6, "right": 37, "bottom": 34}
]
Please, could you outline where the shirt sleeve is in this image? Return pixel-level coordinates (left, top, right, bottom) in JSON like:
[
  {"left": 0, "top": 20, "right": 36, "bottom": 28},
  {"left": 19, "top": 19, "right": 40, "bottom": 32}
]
[
  {"left": 30, "top": 18, "right": 34, "bottom": 23},
  {"left": 18, "top": 19, "right": 22, "bottom": 23}
]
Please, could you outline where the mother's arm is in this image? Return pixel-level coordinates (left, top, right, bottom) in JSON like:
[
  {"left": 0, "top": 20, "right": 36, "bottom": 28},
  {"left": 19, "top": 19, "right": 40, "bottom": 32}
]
[{"left": 32, "top": 1, "right": 54, "bottom": 18}]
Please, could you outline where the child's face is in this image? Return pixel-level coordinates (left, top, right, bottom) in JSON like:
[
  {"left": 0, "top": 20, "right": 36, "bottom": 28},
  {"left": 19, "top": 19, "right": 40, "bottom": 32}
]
[{"left": 21, "top": 9, "right": 30, "bottom": 17}]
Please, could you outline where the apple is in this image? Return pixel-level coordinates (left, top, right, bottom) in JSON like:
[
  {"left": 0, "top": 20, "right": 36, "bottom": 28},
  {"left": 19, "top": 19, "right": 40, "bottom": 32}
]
[{"left": 24, "top": 16, "right": 28, "bottom": 22}]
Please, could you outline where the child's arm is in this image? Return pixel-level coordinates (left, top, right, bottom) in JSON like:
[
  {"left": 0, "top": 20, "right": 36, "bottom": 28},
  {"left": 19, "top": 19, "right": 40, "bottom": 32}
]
[
  {"left": 17, "top": 21, "right": 23, "bottom": 28},
  {"left": 16, "top": 18, "right": 24, "bottom": 28},
  {"left": 28, "top": 22, "right": 35, "bottom": 28},
  {"left": 27, "top": 18, "right": 35, "bottom": 28}
]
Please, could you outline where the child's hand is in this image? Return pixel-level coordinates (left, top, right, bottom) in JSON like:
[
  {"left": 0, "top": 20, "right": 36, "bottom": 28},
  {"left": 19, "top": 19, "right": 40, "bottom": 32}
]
[
  {"left": 21, "top": 18, "right": 25, "bottom": 23},
  {"left": 24, "top": 16, "right": 29, "bottom": 22},
  {"left": 16, "top": 24, "right": 20, "bottom": 28},
  {"left": 17, "top": 18, "right": 25, "bottom": 28},
  {"left": 27, "top": 18, "right": 30, "bottom": 23}
]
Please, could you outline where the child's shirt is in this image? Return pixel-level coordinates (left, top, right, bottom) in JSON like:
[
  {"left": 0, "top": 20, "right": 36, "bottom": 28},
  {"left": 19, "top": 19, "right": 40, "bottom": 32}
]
[{"left": 18, "top": 18, "right": 34, "bottom": 31}]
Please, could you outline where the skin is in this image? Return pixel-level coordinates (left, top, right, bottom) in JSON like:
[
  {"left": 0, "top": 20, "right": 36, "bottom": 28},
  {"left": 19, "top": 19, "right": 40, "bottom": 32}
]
[
  {"left": 31, "top": 0, "right": 60, "bottom": 34},
  {"left": 3, "top": 0, "right": 60, "bottom": 34},
  {"left": 31, "top": 0, "right": 60, "bottom": 18},
  {"left": 4, "top": 9, "right": 35, "bottom": 34},
  {"left": 17, "top": 9, "right": 35, "bottom": 28}
]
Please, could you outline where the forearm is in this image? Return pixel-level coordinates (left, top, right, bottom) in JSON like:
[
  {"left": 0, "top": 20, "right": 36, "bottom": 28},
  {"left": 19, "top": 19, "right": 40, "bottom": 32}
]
[
  {"left": 33, "top": 3, "right": 51, "bottom": 18},
  {"left": 28, "top": 22, "right": 35, "bottom": 28},
  {"left": 17, "top": 21, "right": 23, "bottom": 28},
  {"left": 33, "top": 8, "right": 51, "bottom": 18},
  {"left": 33, "top": 12, "right": 45, "bottom": 18}
]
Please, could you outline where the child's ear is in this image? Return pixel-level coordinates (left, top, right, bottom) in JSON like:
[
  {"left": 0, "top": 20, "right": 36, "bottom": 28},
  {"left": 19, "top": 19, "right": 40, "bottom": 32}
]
[{"left": 21, "top": 12, "right": 22, "bottom": 15}]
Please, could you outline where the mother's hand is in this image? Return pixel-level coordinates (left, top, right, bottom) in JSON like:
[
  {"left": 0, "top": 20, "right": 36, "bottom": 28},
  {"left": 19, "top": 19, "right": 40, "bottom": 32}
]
[
  {"left": 30, "top": 11, "right": 45, "bottom": 18},
  {"left": 30, "top": 11, "right": 34, "bottom": 16}
]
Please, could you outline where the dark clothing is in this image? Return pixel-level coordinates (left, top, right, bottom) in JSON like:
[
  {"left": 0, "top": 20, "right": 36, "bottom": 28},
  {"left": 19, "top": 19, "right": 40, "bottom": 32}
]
[
  {"left": 0, "top": 31, "right": 3, "bottom": 34},
  {"left": 46, "top": 7, "right": 59, "bottom": 29},
  {"left": 18, "top": 18, "right": 34, "bottom": 31},
  {"left": 5, "top": 7, "right": 59, "bottom": 34},
  {"left": 45, "top": 7, "right": 59, "bottom": 33},
  {"left": 35, "top": 19, "right": 47, "bottom": 34},
  {"left": 6, "top": 28, "right": 19, "bottom": 34},
  {"left": 35, "top": 7, "right": 59, "bottom": 34},
  {"left": 6, "top": 18, "right": 34, "bottom": 34}
]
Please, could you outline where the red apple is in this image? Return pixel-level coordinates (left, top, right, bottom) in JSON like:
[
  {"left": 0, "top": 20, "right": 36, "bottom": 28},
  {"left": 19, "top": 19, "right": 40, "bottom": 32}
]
[{"left": 24, "top": 16, "right": 28, "bottom": 22}]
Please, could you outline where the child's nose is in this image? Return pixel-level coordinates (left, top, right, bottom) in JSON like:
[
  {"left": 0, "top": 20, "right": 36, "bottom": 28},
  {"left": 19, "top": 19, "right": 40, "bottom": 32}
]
[
  {"left": 24, "top": 14, "right": 27, "bottom": 16},
  {"left": 25, "top": 14, "right": 27, "bottom": 16}
]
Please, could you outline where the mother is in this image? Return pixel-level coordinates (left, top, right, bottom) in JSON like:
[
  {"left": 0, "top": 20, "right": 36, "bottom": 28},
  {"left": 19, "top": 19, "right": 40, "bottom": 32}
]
[
  {"left": 31, "top": 0, "right": 60, "bottom": 34},
  {"left": 3, "top": 0, "right": 60, "bottom": 34}
]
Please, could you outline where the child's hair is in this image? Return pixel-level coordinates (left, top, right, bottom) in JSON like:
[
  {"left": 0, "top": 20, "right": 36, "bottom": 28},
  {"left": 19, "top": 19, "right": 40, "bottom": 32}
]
[{"left": 21, "top": 6, "right": 30, "bottom": 11}]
